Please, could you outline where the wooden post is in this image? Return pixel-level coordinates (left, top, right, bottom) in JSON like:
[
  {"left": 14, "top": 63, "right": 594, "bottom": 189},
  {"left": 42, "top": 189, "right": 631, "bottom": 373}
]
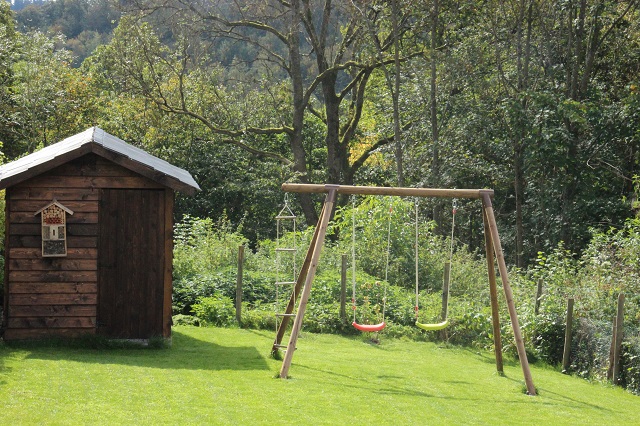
[
  {"left": 236, "top": 245, "right": 245, "bottom": 325},
  {"left": 562, "top": 298, "right": 574, "bottom": 373},
  {"left": 612, "top": 293, "right": 625, "bottom": 386},
  {"left": 607, "top": 316, "right": 617, "bottom": 381},
  {"left": 481, "top": 193, "right": 536, "bottom": 395},
  {"left": 340, "top": 254, "right": 347, "bottom": 321},
  {"left": 280, "top": 186, "right": 338, "bottom": 379},
  {"left": 483, "top": 208, "right": 503, "bottom": 374},
  {"left": 534, "top": 278, "right": 543, "bottom": 315}
]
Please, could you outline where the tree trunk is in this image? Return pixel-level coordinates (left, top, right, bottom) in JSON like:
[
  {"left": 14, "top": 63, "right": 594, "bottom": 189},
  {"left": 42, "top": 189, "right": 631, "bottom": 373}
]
[
  {"left": 430, "top": 0, "right": 442, "bottom": 229},
  {"left": 290, "top": 0, "right": 318, "bottom": 225},
  {"left": 392, "top": 0, "right": 404, "bottom": 187}
]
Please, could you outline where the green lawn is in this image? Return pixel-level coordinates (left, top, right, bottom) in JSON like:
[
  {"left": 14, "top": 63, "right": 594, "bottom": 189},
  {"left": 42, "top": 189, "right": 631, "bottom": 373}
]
[{"left": 1, "top": 326, "right": 638, "bottom": 425}]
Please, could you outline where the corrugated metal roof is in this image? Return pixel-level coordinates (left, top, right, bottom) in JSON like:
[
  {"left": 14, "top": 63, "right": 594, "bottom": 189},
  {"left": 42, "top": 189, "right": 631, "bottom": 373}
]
[{"left": 0, "top": 127, "right": 200, "bottom": 193}]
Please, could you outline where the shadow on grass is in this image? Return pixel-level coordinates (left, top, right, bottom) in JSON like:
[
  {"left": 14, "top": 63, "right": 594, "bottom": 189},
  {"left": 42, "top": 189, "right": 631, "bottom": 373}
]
[
  {"left": 500, "top": 371, "right": 612, "bottom": 412},
  {"left": 0, "top": 349, "right": 9, "bottom": 385},
  {"left": 13, "top": 330, "right": 269, "bottom": 371},
  {"left": 295, "top": 364, "right": 456, "bottom": 400}
]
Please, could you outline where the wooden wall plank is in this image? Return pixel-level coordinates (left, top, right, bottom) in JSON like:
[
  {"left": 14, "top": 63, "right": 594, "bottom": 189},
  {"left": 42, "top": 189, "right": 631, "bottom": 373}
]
[
  {"left": 10, "top": 200, "right": 99, "bottom": 213},
  {"left": 9, "top": 187, "right": 100, "bottom": 201},
  {"left": 8, "top": 224, "right": 99, "bottom": 236},
  {"left": 3, "top": 328, "right": 95, "bottom": 340},
  {"left": 11, "top": 305, "right": 96, "bottom": 317},
  {"left": 9, "top": 248, "right": 98, "bottom": 259},
  {"left": 9, "top": 259, "right": 97, "bottom": 271},
  {"left": 9, "top": 282, "right": 97, "bottom": 294},
  {"left": 10, "top": 212, "right": 98, "bottom": 224},
  {"left": 18, "top": 176, "right": 165, "bottom": 189},
  {"left": 10, "top": 235, "right": 97, "bottom": 249},
  {"left": 10, "top": 293, "right": 97, "bottom": 305},
  {"left": 46, "top": 157, "right": 141, "bottom": 178},
  {"left": 7, "top": 317, "right": 96, "bottom": 328},
  {"left": 10, "top": 270, "right": 98, "bottom": 282}
]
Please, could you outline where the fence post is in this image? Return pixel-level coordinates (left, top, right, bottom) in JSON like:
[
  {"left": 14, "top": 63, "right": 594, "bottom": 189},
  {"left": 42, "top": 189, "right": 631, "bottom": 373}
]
[
  {"left": 562, "top": 298, "right": 574, "bottom": 373},
  {"left": 607, "top": 316, "right": 617, "bottom": 381},
  {"left": 534, "top": 278, "right": 543, "bottom": 315},
  {"left": 236, "top": 245, "right": 245, "bottom": 325},
  {"left": 612, "top": 293, "right": 625, "bottom": 386},
  {"left": 340, "top": 254, "right": 347, "bottom": 321}
]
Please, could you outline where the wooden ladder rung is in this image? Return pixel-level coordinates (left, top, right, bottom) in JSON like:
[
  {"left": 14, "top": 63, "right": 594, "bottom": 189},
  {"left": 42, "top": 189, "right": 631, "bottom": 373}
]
[
  {"left": 276, "top": 215, "right": 297, "bottom": 220},
  {"left": 275, "top": 313, "right": 296, "bottom": 317},
  {"left": 275, "top": 281, "right": 296, "bottom": 286},
  {"left": 275, "top": 248, "right": 296, "bottom": 252}
]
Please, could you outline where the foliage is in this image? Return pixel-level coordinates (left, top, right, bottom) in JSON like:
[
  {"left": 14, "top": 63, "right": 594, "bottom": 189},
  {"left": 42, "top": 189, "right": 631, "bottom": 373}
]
[
  {"left": 14, "top": 0, "right": 120, "bottom": 66},
  {"left": 190, "top": 295, "right": 235, "bottom": 327},
  {"left": 621, "top": 337, "right": 640, "bottom": 395}
]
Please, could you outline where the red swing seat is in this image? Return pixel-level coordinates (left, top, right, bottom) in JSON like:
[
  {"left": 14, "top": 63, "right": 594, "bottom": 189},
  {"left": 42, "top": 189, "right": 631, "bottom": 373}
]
[{"left": 352, "top": 321, "right": 386, "bottom": 332}]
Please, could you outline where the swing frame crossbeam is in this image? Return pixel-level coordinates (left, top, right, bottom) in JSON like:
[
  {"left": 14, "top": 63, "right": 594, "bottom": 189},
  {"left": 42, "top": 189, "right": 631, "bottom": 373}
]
[{"left": 272, "top": 183, "right": 536, "bottom": 396}]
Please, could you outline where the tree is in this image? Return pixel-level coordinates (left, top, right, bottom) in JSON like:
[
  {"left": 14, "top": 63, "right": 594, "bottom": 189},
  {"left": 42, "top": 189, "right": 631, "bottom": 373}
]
[
  {"left": 9, "top": 30, "right": 96, "bottom": 155},
  {"left": 0, "top": 1, "right": 17, "bottom": 157},
  {"left": 99, "top": 0, "right": 422, "bottom": 225}
]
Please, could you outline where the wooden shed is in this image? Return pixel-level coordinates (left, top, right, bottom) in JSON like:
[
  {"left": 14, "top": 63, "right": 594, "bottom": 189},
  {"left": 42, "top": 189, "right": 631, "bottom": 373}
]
[{"left": 0, "top": 127, "right": 200, "bottom": 340}]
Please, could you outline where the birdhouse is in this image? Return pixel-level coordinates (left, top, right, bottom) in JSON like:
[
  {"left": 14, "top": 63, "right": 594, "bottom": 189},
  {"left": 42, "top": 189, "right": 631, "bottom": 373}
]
[{"left": 35, "top": 200, "right": 74, "bottom": 257}]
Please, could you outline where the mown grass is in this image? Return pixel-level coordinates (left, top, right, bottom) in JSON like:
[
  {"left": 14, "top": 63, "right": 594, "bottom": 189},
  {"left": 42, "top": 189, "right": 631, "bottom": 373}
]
[{"left": 1, "top": 325, "right": 639, "bottom": 425}]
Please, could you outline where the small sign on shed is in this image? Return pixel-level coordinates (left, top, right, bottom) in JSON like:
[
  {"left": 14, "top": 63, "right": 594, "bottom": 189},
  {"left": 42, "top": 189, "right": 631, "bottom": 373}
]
[{"left": 35, "top": 200, "right": 74, "bottom": 257}]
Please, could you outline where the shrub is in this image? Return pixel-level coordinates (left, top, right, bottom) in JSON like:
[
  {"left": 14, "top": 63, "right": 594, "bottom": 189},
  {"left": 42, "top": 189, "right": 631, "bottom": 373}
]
[
  {"left": 240, "top": 302, "right": 276, "bottom": 330},
  {"left": 172, "top": 314, "right": 200, "bottom": 326},
  {"left": 191, "top": 295, "right": 235, "bottom": 327},
  {"left": 620, "top": 338, "right": 640, "bottom": 395}
]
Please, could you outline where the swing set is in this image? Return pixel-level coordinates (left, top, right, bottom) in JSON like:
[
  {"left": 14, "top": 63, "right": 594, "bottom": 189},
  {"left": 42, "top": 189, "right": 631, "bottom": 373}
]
[
  {"left": 349, "top": 198, "right": 455, "bottom": 333},
  {"left": 271, "top": 183, "right": 536, "bottom": 396}
]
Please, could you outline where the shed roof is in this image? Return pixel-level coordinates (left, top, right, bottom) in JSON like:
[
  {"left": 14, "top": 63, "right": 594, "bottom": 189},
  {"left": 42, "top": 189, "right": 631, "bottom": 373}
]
[{"left": 0, "top": 127, "right": 200, "bottom": 195}]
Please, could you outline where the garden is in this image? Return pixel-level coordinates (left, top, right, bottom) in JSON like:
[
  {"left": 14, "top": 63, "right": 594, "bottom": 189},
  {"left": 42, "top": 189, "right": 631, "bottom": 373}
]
[{"left": 171, "top": 196, "right": 640, "bottom": 396}]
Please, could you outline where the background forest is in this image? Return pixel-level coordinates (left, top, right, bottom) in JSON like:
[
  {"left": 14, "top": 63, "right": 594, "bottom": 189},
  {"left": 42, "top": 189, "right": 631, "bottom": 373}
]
[{"left": 1, "top": 0, "right": 640, "bottom": 393}]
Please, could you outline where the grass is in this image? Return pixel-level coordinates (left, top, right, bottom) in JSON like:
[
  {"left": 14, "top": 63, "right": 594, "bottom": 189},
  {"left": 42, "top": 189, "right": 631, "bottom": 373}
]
[{"left": 1, "top": 326, "right": 639, "bottom": 425}]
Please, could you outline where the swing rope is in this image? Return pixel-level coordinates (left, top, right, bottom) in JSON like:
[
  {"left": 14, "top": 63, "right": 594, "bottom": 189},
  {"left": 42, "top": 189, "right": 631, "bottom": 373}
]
[
  {"left": 415, "top": 199, "right": 457, "bottom": 331},
  {"left": 351, "top": 197, "right": 386, "bottom": 333}
]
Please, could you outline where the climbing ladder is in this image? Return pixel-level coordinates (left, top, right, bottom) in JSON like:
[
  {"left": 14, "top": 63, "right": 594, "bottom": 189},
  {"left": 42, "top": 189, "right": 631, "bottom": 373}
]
[
  {"left": 270, "top": 187, "right": 338, "bottom": 359},
  {"left": 272, "top": 197, "right": 298, "bottom": 354}
]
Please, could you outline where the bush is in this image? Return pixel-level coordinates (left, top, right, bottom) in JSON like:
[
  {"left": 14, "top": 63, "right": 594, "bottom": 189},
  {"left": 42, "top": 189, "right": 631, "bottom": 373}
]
[
  {"left": 240, "top": 302, "right": 276, "bottom": 330},
  {"left": 620, "top": 338, "right": 640, "bottom": 395},
  {"left": 172, "top": 314, "right": 200, "bottom": 326},
  {"left": 191, "top": 295, "right": 235, "bottom": 327}
]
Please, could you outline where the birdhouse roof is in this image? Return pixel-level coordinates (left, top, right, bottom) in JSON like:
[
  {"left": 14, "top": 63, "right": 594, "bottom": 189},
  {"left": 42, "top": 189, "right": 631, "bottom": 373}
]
[{"left": 34, "top": 200, "right": 74, "bottom": 216}]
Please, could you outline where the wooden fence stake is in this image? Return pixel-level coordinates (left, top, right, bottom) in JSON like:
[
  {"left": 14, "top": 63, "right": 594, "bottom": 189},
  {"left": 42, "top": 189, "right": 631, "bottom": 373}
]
[
  {"left": 236, "top": 245, "right": 245, "bottom": 325},
  {"left": 562, "top": 298, "right": 574, "bottom": 373},
  {"left": 612, "top": 293, "right": 625, "bottom": 385},
  {"left": 607, "top": 316, "right": 617, "bottom": 381},
  {"left": 535, "top": 278, "right": 543, "bottom": 315}
]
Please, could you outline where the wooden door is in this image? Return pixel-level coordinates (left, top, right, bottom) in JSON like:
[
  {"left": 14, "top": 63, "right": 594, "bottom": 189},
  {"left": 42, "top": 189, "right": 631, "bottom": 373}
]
[{"left": 97, "top": 189, "right": 165, "bottom": 338}]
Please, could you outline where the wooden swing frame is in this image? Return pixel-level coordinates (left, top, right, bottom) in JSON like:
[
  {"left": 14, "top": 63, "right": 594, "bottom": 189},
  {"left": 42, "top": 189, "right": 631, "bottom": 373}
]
[{"left": 271, "top": 183, "right": 536, "bottom": 396}]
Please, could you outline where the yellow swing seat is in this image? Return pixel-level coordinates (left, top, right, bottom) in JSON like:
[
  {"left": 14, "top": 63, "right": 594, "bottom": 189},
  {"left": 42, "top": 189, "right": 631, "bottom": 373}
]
[{"left": 415, "top": 320, "right": 448, "bottom": 331}]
